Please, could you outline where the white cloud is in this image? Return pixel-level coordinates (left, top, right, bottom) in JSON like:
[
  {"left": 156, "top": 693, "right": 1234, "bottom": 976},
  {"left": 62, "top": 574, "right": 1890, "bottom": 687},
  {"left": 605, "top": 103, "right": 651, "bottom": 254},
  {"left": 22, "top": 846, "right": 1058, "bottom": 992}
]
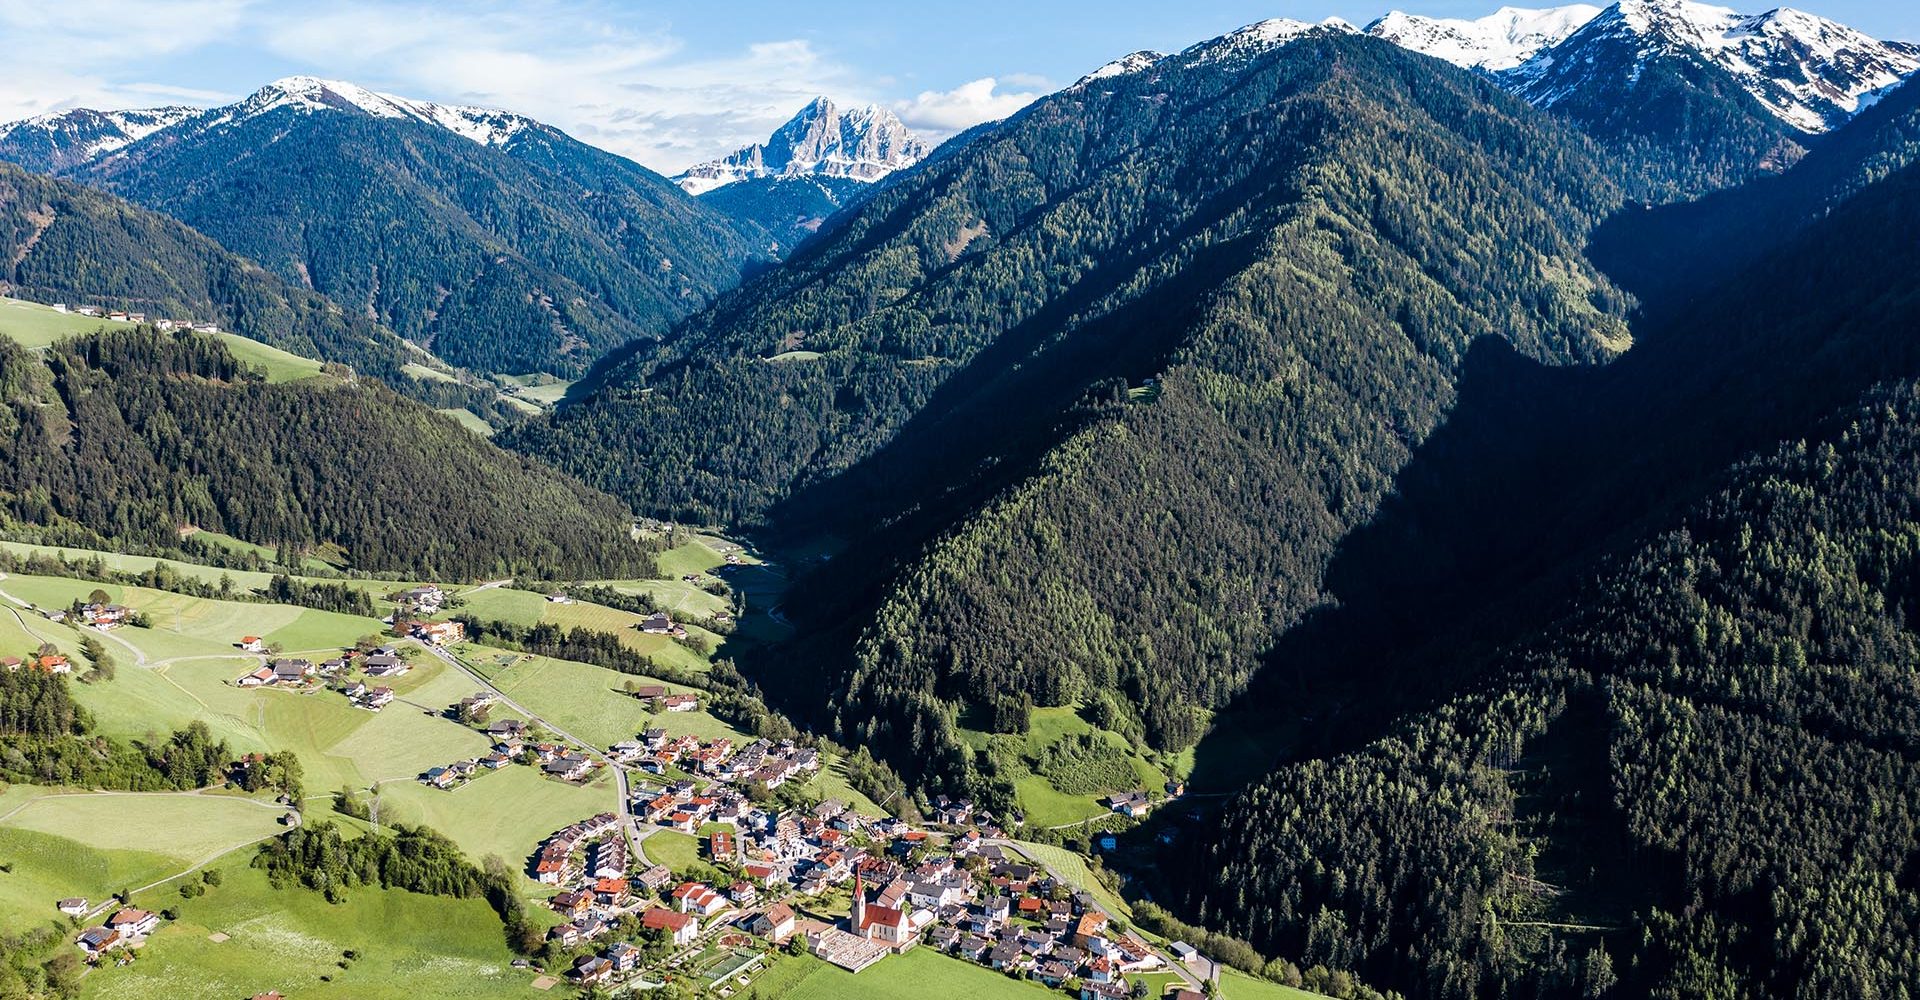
[
  {"left": 0, "top": 0, "right": 253, "bottom": 119},
  {"left": 251, "top": 1, "right": 866, "bottom": 171},
  {"left": 0, "top": 0, "right": 1053, "bottom": 173},
  {"left": 893, "top": 77, "right": 1044, "bottom": 136}
]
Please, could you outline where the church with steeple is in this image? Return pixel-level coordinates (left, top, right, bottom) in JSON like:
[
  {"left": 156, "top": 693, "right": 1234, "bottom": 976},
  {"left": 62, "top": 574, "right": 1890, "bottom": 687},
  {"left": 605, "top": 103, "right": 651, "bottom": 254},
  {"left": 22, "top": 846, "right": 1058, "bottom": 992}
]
[{"left": 850, "top": 869, "right": 918, "bottom": 951}]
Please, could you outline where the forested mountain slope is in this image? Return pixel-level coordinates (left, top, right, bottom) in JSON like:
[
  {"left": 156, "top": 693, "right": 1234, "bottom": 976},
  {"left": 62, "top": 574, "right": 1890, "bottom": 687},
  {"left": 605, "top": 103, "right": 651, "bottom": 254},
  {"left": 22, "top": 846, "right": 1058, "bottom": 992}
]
[
  {"left": 1171, "top": 93, "right": 1920, "bottom": 1000},
  {"left": 0, "top": 327, "right": 648, "bottom": 579},
  {"left": 52, "top": 79, "right": 763, "bottom": 376},
  {"left": 516, "top": 31, "right": 1632, "bottom": 774},
  {"left": 0, "top": 162, "right": 405, "bottom": 380}
]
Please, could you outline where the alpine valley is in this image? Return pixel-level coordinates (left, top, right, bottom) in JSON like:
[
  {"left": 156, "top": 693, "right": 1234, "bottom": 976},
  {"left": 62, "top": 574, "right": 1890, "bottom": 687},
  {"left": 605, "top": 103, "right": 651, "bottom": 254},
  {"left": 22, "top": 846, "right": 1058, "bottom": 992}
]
[{"left": 0, "top": 3, "right": 1916, "bottom": 1000}]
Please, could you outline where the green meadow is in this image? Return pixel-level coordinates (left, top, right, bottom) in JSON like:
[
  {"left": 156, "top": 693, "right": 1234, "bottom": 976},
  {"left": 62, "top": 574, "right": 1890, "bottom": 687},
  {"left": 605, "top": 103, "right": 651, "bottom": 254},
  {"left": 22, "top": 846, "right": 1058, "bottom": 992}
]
[
  {"left": 452, "top": 584, "right": 719, "bottom": 673},
  {"left": 769, "top": 948, "right": 1059, "bottom": 1000},
  {"left": 0, "top": 297, "right": 324, "bottom": 382},
  {"left": 0, "top": 573, "right": 384, "bottom": 663},
  {"left": 0, "top": 786, "right": 287, "bottom": 926},
  {"left": 963, "top": 706, "right": 1173, "bottom": 829},
  {"left": 643, "top": 829, "right": 702, "bottom": 873},
  {"left": 81, "top": 861, "right": 532, "bottom": 1000},
  {"left": 460, "top": 645, "right": 735, "bottom": 748}
]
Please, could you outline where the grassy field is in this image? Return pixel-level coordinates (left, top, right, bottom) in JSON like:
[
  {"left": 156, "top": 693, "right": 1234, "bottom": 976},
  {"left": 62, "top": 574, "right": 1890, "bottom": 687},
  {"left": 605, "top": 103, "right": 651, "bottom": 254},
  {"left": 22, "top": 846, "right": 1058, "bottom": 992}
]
[
  {"left": 459, "top": 645, "right": 734, "bottom": 749},
  {"left": 452, "top": 585, "right": 718, "bottom": 673},
  {"left": 654, "top": 534, "right": 757, "bottom": 579},
  {"left": 1011, "top": 841, "right": 1134, "bottom": 921},
  {"left": 575, "top": 576, "right": 731, "bottom": 618},
  {"left": 0, "top": 573, "right": 385, "bottom": 663},
  {"left": 403, "top": 362, "right": 458, "bottom": 383},
  {"left": 495, "top": 374, "right": 574, "bottom": 406},
  {"left": 644, "top": 829, "right": 702, "bottom": 873},
  {"left": 0, "top": 787, "right": 287, "bottom": 925},
  {"left": 0, "top": 539, "right": 417, "bottom": 598},
  {"left": 1217, "top": 968, "right": 1332, "bottom": 1000},
  {"left": 769, "top": 946, "right": 1059, "bottom": 1000},
  {"left": 83, "top": 860, "right": 532, "bottom": 1000},
  {"left": 437, "top": 407, "right": 495, "bottom": 436},
  {"left": 0, "top": 298, "right": 323, "bottom": 382},
  {"left": 0, "top": 297, "right": 121, "bottom": 346},
  {"left": 962, "top": 706, "right": 1170, "bottom": 829},
  {"left": 370, "top": 764, "right": 615, "bottom": 875},
  {"left": 214, "top": 333, "right": 325, "bottom": 383}
]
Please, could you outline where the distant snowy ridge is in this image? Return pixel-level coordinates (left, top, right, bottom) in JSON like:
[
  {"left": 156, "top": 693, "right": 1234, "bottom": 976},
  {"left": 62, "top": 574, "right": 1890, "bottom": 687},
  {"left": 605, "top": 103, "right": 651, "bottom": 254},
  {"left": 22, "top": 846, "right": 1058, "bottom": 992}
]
[
  {"left": 674, "top": 97, "right": 928, "bottom": 195},
  {"left": 205, "top": 76, "right": 535, "bottom": 147},
  {"left": 1179, "top": 18, "right": 1358, "bottom": 66},
  {"left": 1075, "top": 51, "right": 1168, "bottom": 88},
  {"left": 1366, "top": 5, "right": 1602, "bottom": 70},
  {"left": 0, "top": 106, "right": 198, "bottom": 168},
  {"left": 1502, "top": 0, "right": 1920, "bottom": 132}
]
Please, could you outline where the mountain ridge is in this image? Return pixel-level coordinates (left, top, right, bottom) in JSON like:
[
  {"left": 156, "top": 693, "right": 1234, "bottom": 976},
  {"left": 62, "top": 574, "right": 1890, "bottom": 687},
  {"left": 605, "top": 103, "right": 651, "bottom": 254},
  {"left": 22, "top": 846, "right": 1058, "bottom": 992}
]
[
  {"left": 2, "top": 77, "right": 767, "bottom": 377},
  {"left": 673, "top": 97, "right": 928, "bottom": 196}
]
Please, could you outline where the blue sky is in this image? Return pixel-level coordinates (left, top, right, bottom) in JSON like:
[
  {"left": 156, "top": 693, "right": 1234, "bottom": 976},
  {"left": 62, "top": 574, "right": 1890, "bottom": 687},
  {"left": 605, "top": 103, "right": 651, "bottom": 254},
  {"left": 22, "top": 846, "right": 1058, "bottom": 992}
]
[{"left": 0, "top": 0, "right": 1914, "bottom": 173}]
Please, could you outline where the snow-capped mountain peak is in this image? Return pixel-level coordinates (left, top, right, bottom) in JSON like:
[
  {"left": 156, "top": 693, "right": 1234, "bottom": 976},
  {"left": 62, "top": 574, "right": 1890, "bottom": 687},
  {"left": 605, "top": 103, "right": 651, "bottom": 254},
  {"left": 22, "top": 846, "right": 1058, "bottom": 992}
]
[
  {"left": 1181, "top": 17, "right": 1358, "bottom": 66},
  {"left": 1504, "top": 0, "right": 1920, "bottom": 132},
  {"left": 1074, "top": 51, "right": 1168, "bottom": 88},
  {"left": 1365, "top": 5, "right": 1602, "bottom": 70},
  {"left": 0, "top": 106, "right": 197, "bottom": 171},
  {"left": 674, "top": 97, "right": 928, "bottom": 196},
  {"left": 216, "top": 76, "right": 535, "bottom": 148}
]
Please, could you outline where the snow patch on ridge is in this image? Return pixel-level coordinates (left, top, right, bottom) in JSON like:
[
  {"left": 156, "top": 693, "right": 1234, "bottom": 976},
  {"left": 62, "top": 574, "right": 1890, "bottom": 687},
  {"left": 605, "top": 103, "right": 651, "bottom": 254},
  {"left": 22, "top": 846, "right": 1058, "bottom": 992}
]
[{"left": 1365, "top": 5, "right": 1602, "bottom": 71}]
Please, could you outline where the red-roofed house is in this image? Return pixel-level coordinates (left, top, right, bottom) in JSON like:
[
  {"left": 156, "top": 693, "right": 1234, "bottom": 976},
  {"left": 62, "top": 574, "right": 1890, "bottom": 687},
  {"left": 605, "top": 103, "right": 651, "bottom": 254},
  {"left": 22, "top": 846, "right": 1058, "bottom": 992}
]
[{"left": 642, "top": 906, "right": 698, "bottom": 946}]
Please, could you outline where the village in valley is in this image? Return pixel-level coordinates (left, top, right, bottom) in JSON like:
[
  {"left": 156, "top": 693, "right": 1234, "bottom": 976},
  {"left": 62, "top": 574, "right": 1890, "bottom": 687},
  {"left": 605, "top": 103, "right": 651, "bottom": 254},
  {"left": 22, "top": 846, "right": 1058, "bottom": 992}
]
[{"left": 0, "top": 532, "right": 1220, "bottom": 1000}]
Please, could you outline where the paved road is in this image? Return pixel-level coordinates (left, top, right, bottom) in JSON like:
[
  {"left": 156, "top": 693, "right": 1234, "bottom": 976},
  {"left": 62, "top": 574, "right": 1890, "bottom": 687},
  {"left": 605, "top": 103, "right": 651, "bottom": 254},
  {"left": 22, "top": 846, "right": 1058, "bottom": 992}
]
[
  {"left": 986, "top": 838, "right": 1205, "bottom": 992},
  {"left": 413, "top": 640, "right": 643, "bottom": 844}
]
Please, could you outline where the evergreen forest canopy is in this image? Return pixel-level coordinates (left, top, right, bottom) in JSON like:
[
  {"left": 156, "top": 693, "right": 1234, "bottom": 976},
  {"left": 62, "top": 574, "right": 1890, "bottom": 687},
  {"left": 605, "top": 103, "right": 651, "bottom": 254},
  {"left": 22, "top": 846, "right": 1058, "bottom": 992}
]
[
  {"left": 507, "top": 30, "right": 1920, "bottom": 1000},
  {"left": 0, "top": 326, "right": 650, "bottom": 579},
  {"left": 66, "top": 105, "right": 767, "bottom": 377},
  {"left": 517, "top": 31, "right": 1634, "bottom": 777},
  {"left": 0, "top": 162, "right": 407, "bottom": 380}
]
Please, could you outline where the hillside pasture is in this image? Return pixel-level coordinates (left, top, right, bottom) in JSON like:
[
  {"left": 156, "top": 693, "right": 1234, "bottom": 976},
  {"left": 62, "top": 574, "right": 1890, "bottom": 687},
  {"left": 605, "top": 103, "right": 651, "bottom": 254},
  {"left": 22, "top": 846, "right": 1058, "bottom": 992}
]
[
  {"left": 457, "top": 645, "right": 737, "bottom": 748},
  {"left": 769, "top": 947, "right": 1058, "bottom": 1000},
  {"left": 82, "top": 861, "right": 529, "bottom": 1000},
  {"left": 0, "top": 789, "right": 286, "bottom": 925},
  {"left": 963, "top": 706, "right": 1168, "bottom": 829}
]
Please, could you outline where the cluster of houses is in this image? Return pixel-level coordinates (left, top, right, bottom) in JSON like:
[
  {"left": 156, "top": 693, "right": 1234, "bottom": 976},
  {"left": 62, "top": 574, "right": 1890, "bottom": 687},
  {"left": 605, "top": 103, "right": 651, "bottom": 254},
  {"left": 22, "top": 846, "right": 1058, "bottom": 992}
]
[
  {"left": 918, "top": 853, "right": 1169, "bottom": 999},
  {"left": 616, "top": 731, "right": 819, "bottom": 794},
  {"left": 519, "top": 776, "right": 1190, "bottom": 999},
  {"left": 54, "top": 303, "right": 221, "bottom": 334},
  {"left": 478, "top": 718, "right": 598, "bottom": 783},
  {"left": 237, "top": 656, "right": 327, "bottom": 688},
  {"left": 624, "top": 684, "right": 700, "bottom": 713},
  {"left": 74, "top": 907, "right": 161, "bottom": 960},
  {"left": 639, "top": 612, "right": 687, "bottom": 638},
  {"left": 394, "top": 585, "right": 446, "bottom": 614},
  {"left": 730, "top": 805, "right": 1176, "bottom": 995},
  {"left": 403, "top": 619, "right": 466, "bottom": 646},
  {"left": 74, "top": 602, "right": 132, "bottom": 630},
  {"left": 231, "top": 643, "right": 420, "bottom": 705},
  {"left": 342, "top": 681, "right": 396, "bottom": 711},
  {"left": 634, "top": 777, "right": 753, "bottom": 833},
  {"left": 2, "top": 652, "right": 71, "bottom": 674}
]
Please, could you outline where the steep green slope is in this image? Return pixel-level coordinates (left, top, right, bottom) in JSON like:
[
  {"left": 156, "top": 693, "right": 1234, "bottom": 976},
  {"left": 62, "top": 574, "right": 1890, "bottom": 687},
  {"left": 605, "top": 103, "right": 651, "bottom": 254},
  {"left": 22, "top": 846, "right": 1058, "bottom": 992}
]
[
  {"left": 1588, "top": 74, "right": 1920, "bottom": 313},
  {"left": 74, "top": 93, "right": 761, "bottom": 376},
  {"left": 516, "top": 32, "right": 1631, "bottom": 783},
  {"left": 1172, "top": 107, "right": 1920, "bottom": 1000},
  {"left": 0, "top": 161, "right": 404, "bottom": 378},
  {"left": 0, "top": 327, "right": 649, "bottom": 579},
  {"left": 1190, "top": 381, "right": 1920, "bottom": 999}
]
